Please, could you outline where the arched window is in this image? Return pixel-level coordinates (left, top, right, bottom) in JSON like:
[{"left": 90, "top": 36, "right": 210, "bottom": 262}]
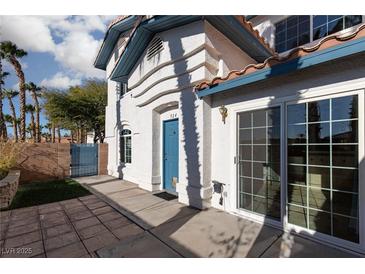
[{"left": 120, "top": 129, "right": 132, "bottom": 163}]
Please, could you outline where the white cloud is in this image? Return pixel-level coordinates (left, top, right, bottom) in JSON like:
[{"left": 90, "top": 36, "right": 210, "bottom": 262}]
[
  {"left": 54, "top": 31, "right": 105, "bottom": 78},
  {"left": 49, "top": 16, "right": 107, "bottom": 34},
  {"left": 0, "top": 16, "right": 56, "bottom": 52},
  {"left": 40, "top": 72, "right": 82, "bottom": 89},
  {"left": 11, "top": 83, "right": 19, "bottom": 90},
  {"left": 19, "top": 61, "right": 28, "bottom": 70},
  {"left": 0, "top": 15, "right": 115, "bottom": 79}
]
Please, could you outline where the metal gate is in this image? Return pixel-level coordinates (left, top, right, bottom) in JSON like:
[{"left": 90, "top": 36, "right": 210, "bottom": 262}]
[{"left": 70, "top": 144, "right": 98, "bottom": 177}]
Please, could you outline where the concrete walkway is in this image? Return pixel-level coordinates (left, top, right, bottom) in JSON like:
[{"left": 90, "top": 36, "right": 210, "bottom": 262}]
[{"left": 76, "top": 175, "right": 359, "bottom": 258}]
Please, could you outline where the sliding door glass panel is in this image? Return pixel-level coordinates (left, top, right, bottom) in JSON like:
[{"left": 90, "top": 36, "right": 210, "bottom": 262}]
[
  {"left": 288, "top": 204, "right": 307, "bottom": 228},
  {"left": 238, "top": 106, "right": 281, "bottom": 221},
  {"left": 287, "top": 95, "right": 359, "bottom": 243},
  {"left": 288, "top": 165, "right": 306, "bottom": 185}
]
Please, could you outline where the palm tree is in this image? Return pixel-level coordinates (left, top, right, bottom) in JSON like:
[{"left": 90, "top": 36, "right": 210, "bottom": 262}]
[
  {"left": 25, "top": 82, "right": 42, "bottom": 142},
  {"left": 38, "top": 124, "right": 45, "bottom": 142},
  {"left": 52, "top": 123, "right": 56, "bottom": 143},
  {"left": 2, "top": 89, "right": 19, "bottom": 142},
  {"left": 25, "top": 104, "right": 36, "bottom": 142},
  {"left": 15, "top": 118, "right": 21, "bottom": 138},
  {"left": 0, "top": 66, "right": 10, "bottom": 141},
  {"left": 26, "top": 124, "right": 33, "bottom": 140},
  {"left": 45, "top": 122, "right": 52, "bottom": 143},
  {"left": 0, "top": 41, "right": 27, "bottom": 142},
  {"left": 3, "top": 114, "right": 13, "bottom": 140},
  {"left": 57, "top": 126, "right": 62, "bottom": 143},
  {"left": 41, "top": 132, "right": 51, "bottom": 143}
]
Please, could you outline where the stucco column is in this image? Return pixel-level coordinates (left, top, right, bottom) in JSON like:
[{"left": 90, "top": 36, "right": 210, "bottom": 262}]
[
  {"left": 151, "top": 109, "right": 162, "bottom": 191},
  {"left": 177, "top": 90, "right": 212, "bottom": 209}
]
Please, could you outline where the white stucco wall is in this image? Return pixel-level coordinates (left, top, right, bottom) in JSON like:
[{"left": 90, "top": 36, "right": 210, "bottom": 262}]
[
  {"left": 209, "top": 54, "right": 365, "bottom": 213},
  {"left": 104, "top": 20, "right": 255, "bottom": 209},
  {"left": 204, "top": 22, "right": 255, "bottom": 76},
  {"left": 102, "top": 18, "right": 365, "bottom": 252}
]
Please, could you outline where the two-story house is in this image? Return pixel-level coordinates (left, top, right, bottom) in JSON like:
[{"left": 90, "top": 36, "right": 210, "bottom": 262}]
[{"left": 94, "top": 15, "right": 365, "bottom": 254}]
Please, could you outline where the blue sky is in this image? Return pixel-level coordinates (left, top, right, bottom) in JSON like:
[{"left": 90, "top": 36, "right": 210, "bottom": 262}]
[{"left": 1, "top": 15, "right": 115, "bottom": 136}]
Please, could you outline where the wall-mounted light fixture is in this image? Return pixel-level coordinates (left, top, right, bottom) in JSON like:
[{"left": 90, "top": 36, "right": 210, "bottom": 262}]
[{"left": 219, "top": 105, "right": 228, "bottom": 124}]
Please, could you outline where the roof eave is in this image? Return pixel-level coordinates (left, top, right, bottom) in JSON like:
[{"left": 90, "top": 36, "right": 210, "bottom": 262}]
[
  {"left": 245, "top": 15, "right": 257, "bottom": 21},
  {"left": 94, "top": 15, "right": 138, "bottom": 70},
  {"left": 109, "top": 15, "right": 202, "bottom": 81},
  {"left": 197, "top": 36, "right": 365, "bottom": 98},
  {"left": 206, "top": 16, "right": 273, "bottom": 62},
  {"left": 109, "top": 15, "right": 274, "bottom": 82}
]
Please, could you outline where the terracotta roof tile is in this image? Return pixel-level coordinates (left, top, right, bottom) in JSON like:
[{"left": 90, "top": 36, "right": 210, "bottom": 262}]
[{"left": 195, "top": 23, "right": 365, "bottom": 91}]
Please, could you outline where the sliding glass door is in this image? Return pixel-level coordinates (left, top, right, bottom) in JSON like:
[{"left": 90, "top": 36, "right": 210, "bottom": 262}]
[
  {"left": 287, "top": 94, "right": 359, "bottom": 243},
  {"left": 236, "top": 92, "right": 362, "bottom": 248},
  {"left": 237, "top": 106, "right": 281, "bottom": 221}
]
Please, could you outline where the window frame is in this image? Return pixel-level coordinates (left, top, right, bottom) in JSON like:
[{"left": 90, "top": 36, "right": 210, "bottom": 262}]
[
  {"left": 284, "top": 90, "right": 364, "bottom": 252},
  {"left": 117, "top": 82, "right": 129, "bottom": 99},
  {"left": 274, "top": 15, "right": 364, "bottom": 54},
  {"left": 237, "top": 106, "right": 282, "bottom": 222},
  {"left": 285, "top": 93, "right": 361, "bottom": 245},
  {"left": 120, "top": 128, "right": 132, "bottom": 164},
  {"left": 231, "top": 88, "right": 365, "bottom": 253},
  {"left": 274, "top": 15, "right": 311, "bottom": 54},
  {"left": 233, "top": 100, "right": 285, "bottom": 228}
]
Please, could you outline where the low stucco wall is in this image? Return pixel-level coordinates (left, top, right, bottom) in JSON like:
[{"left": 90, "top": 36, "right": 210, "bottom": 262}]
[
  {"left": 15, "top": 143, "right": 108, "bottom": 184},
  {"left": 0, "top": 170, "right": 20, "bottom": 209},
  {"left": 16, "top": 143, "right": 71, "bottom": 184}
]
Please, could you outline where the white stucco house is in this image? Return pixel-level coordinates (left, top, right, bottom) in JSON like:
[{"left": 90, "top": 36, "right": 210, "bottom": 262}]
[{"left": 94, "top": 15, "right": 365, "bottom": 254}]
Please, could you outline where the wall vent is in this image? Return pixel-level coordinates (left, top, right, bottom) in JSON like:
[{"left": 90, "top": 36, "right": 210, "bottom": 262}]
[{"left": 147, "top": 37, "right": 163, "bottom": 60}]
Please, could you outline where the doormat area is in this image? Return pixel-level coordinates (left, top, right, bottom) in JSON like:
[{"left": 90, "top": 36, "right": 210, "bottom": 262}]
[{"left": 153, "top": 192, "right": 177, "bottom": 201}]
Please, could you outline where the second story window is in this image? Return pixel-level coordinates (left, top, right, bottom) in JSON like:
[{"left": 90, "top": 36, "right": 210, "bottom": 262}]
[
  {"left": 313, "top": 15, "right": 363, "bottom": 40},
  {"left": 275, "top": 16, "right": 310, "bottom": 54},
  {"left": 275, "top": 15, "right": 363, "bottom": 53}
]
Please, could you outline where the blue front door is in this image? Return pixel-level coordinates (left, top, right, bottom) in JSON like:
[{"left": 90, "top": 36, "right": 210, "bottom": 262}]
[{"left": 163, "top": 119, "right": 179, "bottom": 193}]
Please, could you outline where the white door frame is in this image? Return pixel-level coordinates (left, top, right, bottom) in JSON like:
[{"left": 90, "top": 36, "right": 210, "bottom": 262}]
[{"left": 230, "top": 97, "right": 284, "bottom": 229}]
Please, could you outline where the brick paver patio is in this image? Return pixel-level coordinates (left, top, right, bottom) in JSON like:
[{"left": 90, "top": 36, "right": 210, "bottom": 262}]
[
  {"left": 0, "top": 195, "right": 144, "bottom": 258},
  {"left": 1, "top": 176, "right": 361, "bottom": 258}
]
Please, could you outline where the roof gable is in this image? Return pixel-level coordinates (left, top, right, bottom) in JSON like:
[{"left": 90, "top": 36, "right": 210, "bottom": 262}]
[
  {"left": 94, "top": 16, "right": 138, "bottom": 70},
  {"left": 94, "top": 16, "right": 275, "bottom": 82}
]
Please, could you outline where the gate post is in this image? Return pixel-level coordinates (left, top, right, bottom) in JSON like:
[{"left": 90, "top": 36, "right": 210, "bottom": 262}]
[{"left": 98, "top": 143, "right": 108, "bottom": 175}]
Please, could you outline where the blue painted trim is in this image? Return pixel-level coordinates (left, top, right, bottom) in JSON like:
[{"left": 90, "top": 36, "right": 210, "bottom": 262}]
[
  {"left": 197, "top": 36, "right": 365, "bottom": 98},
  {"left": 94, "top": 16, "right": 138, "bottom": 70},
  {"left": 110, "top": 16, "right": 201, "bottom": 81}
]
